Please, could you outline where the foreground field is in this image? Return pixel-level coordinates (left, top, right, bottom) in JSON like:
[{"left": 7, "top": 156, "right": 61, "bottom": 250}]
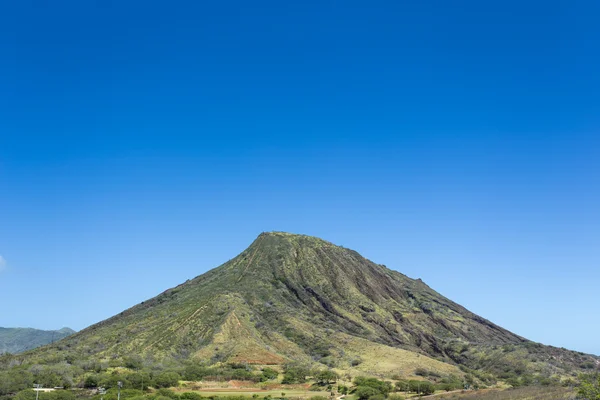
[
  {"left": 190, "top": 389, "right": 329, "bottom": 398},
  {"left": 430, "top": 386, "right": 575, "bottom": 400},
  {"left": 177, "top": 389, "right": 331, "bottom": 398},
  {"left": 171, "top": 382, "right": 576, "bottom": 400},
  {"left": 174, "top": 384, "right": 331, "bottom": 399}
]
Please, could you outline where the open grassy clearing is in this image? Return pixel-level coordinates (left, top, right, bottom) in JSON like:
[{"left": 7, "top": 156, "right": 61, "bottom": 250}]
[
  {"left": 174, "top": 382, "right": 330, "bottom": 399},
  {"left": 329, "top": 332, "right": 463, "bottom": 379},
  {"left": 176, "top": 389, "right": 330, "bottom": 398}
]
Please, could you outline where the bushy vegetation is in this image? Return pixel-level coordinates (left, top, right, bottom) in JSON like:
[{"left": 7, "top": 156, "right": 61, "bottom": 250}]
[
  {"left": 0, "top": 358, "right": 282, "bottom": 397},
  {"left": 281, "top": 363, "right": 310, "bottom": 384},
  {"left": 14, "top": 390, "right": 75, "bottom": 400},
  {"left": 578, "top": 373, "right": 600, "bottom": 400},
  {"left": 352, "top": 377, "right": 394, "bottom": 400},
  {"left": 183, "top": 363, "right": 262, "bottom": 382}
]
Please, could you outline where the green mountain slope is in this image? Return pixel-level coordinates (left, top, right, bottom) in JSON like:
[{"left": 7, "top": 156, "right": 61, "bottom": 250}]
[
  {"left": 10, "top": 232, "right": 599, "bottom": 379},
  {"left": 0, "top": 327, "right": 75, "bottom": 354}
]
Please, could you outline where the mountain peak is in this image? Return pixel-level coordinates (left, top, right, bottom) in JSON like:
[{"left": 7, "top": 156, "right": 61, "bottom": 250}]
[
  {"left": 19, "top": 233, "right": 598, "bottom": 379},
  {"left": 258, "top": 231, "right": 336, "bottom": 244}
]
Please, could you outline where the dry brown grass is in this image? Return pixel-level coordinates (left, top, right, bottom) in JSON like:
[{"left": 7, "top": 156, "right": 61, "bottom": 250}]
[
  {"left": 430, "top": 386, "right": 575, "bottom": 400},
  {"left": 330, "top": 332, "right": 463, "bottom": 378}
]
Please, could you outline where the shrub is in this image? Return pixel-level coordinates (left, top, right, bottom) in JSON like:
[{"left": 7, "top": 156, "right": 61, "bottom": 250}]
[
  {"left": 578, "top": 374, "right": 600, "bottom": 400},
  {"left": 231, "top": 369, "right": 255, "bottom": 381},
  {"left": 50, "top": 393, "right": 76, "bottom": 400},
  {"left": 16, "top": 391, "right": 76, "bottom": 400},
  {"left": 107, "top": 389, "right": 144, "bottom": 400},
  {"left": 15, "top": 391, "right": 36, "bottom": 400},
  {"left": 180, "top": 393, "right": 203, "bottom": 400},
  {"left": 156, "top": 388, "right": 179, "bottom": 399},
  {"left": 388, "top": 395, "right": 405, "bottom": 400}
]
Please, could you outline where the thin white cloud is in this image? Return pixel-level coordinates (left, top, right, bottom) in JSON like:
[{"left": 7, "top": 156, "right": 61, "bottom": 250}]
[{"left": 0, "top": 255, "right": 6, "bottom": 271}]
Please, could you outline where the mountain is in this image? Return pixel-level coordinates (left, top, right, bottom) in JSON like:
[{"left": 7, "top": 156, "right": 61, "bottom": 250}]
[
  {"left": 0, "top": 327, "right": 75, "bottom": 354},
  {"left": 11, "top": 232, "right": 599, "bottom": 379}
]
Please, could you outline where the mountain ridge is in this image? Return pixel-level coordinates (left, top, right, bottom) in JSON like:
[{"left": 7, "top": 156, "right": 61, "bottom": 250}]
[
  {"left": 0, "top": 327, "right": 75, "bottom": 354},
  {"left": 9, "top": 232, "right": 598, "bottom": 382}
]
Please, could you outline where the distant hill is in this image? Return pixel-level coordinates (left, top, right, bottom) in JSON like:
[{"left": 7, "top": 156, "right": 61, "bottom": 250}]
[
  {"left": 13, "top": 232, "right": 597, "bottom": 382},
  {"left": 0, "top": 327, "right": 75, "bottom": 354}
]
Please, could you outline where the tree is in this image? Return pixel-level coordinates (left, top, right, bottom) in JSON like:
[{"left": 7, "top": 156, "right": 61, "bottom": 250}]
[
  {"left": 406, "top": 380, "right": 434, "bottom": 396},
  {"left": 183, "top": 364, "right": 211, "bottom": 381},
  {"left": 154, "top": 372, "right": 181, "bottom": 389},
  {"left": 394, "top": 380, "right": 409, "bottom": 393},
  {"left": 353, "top": 377, "right": 392, "bottom": 397},
  {"left": 99, "top": 374, "right": 130, "bottom": 390},
  {"left": 123, "top": 356, "right": 143, "bottom": 370},
  {"left": 281, "top": 364, "right": 310, "bottom": 384},
  {"left": 128, "top": 371, "right": 152, "bottom": 391},
  {"left": 0, "top": 370, "right": 34, "bottom": 395},
  {"left": 355, "top": 387, "right": 379, "bottom": 400},
  {"left": 83, "top": 374, "right": 100, "bottom": 388},
  {"left": 315, "top": 370, "right": 338, "bottom": 385},
  {"left": 36, "top": 370, "right": 63, "bottom": 388},
  {"left": 419, "top": 381, "right": 435, "bottom": 396},
  {"left": 260, "top": 368, "right": 278, "bottom": 381}
]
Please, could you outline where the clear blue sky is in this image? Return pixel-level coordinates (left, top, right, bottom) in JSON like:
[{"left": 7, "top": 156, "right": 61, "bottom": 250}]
[{"left": 1, "top": 1, "right": 599, "bottom": 355}]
